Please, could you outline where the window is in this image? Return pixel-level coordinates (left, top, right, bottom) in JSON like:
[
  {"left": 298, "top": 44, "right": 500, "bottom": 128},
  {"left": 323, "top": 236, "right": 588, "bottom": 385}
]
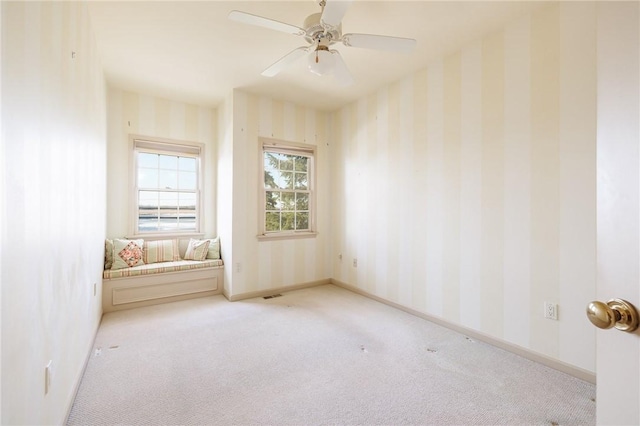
[
  {"left": 260, "top": 138, "right": 316, "bottom": 239},
  {"left": 132, "top": 136, "right": 203, "bottom": 235}
]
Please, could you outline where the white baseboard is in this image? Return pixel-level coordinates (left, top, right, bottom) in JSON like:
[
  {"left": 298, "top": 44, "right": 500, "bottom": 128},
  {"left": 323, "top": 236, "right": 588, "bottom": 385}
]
[
  {"left": 225, "top": 279, "right": 331, "bottom": 302},
  {"left": 331, "top": 279, "right": 596, "bottom": 384},
  {"left": 64, "top": 313, "right": 102, "bottom": 424}
]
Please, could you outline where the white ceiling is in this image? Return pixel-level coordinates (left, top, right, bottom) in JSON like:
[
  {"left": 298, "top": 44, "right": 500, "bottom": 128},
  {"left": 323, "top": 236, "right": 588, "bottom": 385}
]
[{"left": 88, "top": 1, "right": 543, "bottom": 111}]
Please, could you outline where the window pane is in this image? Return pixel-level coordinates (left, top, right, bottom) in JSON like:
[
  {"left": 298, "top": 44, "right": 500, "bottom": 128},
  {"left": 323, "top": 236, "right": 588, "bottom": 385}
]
[
  {"left": 294, "top": 156, "right": 308, "bottom": 172},
  {"left": 139, "top": 190, "right": 159, "bottom": 207},
  {"left": 178, "top": 192, "right": 196, "bottom": 230},
  {"left": 138, "top": 191, "right": 159, "bottom": 231},
  {"left": 159, "top": 190, "right": 177, "bottom": 201},
  {"left": 139, "top": 152, "right": 158, "bottom": 168},
  {"left": 179, "top": 192, "right": 196, "bottom": 208},
  {"left": 266, "top": 191, "right": 279, "bottom": 211},
  {"left": 296, "top": 193, "right": 309, "bottom": 210},
  {"left": 280, "top": 156, "right": 294, "bottom": 171},
  {"left": 281, "top": 212, "right": 295, "bottom": 230},
  {"left": 296, "top": 212, "right": 309, "bottom": 230},
  {"left": 180, "top": 208, "right": 195, "bottom": 218},
  {"left": 272, "top": 170, "right": 289, "bottom": 189},
  {"left": 160, "top": 215, "right": 178, "bottom": 230},
  {"left": 138, "top": 168, "right": 158, "bottom": 188},
  {"left": 264, "top": 170, "right": 278, "bottom": 189},
  {"left": 179, "top": 171, "right": 196, "bottom": 190},
  {"left": 158, "top": 191, "right": 178, "bottom": 230},
  {"left": 159, "top": 155, "right": 177, "bottom": 170},
  {"left": 159, "top": 170, "right": 177, "bottom": 189},
  {"left": 178, "top": 217, "right": 196, "bottom": 230},
  {"left": 139, "top": 218, "right": 157, "bottom": 229},
  {"left": 265, "top": 212, "right": 280, "bottom": 231},
  {"left": 179, "top": 157, "right": 196, "bottom": 172},
  {"left": 294, "top": 172, "right": 308, "bottom": 190},
  {"left": 138, "top": 218, "right": 159, "bottom": 231},
  {"left": 267, "top": 169, "right": 286, "bottom": 189},
  {"left": 281, "top": 172, "right": 294, "bottom": 190},
  {"left": 264, "top": 153, "right": 277, "bottom": 172},
  {"left": 281, "top": 192, "right": 295, "bottom": 210},
  {"left": 159, "top": 222, "right": 178, "bottom": 230}
]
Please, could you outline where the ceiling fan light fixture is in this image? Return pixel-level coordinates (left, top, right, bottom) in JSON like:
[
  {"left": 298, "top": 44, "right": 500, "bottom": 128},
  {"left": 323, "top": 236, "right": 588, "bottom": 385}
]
[
  {"left": 308, "top": 47, "right": 335, "bottom": 76},
  {"left": 230, "top": 1, "right": 416, "bottom": 85}
]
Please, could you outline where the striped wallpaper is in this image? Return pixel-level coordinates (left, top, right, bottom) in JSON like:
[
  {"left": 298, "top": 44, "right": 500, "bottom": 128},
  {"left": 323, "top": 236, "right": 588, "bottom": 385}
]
[
  {"left": 330, "top": 2, "right": 597, "bottom": 372},
  {"left": 219, "top": 90, "right": 331, "bottom": 297},
  {"left": 106, "top": 88, "right": 217, "bottom": 238},
  {"left": 107, "top": 89, "right": 331, "bottom": 299},
  {"left": 104, "top": 2, "right": 602, "bottom": 376},
  {"left": 2, "top": 1, "right": 106, "bottom": 424},
  {"left": 8, "top": 1, "right": 637, "bottom": 423}
]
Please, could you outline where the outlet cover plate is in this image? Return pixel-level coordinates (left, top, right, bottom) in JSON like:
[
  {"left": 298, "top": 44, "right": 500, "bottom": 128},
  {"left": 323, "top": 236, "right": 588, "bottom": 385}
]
[{"left": 544, "top": 302, "right": 558, "bottom": 320}]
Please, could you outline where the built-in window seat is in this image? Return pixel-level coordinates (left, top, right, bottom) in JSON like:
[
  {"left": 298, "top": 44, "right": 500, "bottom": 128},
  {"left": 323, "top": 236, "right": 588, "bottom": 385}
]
[{"left": 102, "top": 237, "right": 224, "bottom": 313}]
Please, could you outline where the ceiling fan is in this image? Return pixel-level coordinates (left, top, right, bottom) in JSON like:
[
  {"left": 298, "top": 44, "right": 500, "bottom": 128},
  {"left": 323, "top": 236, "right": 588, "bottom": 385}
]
[{"left": 228, "top": 0, "right": 417, "bottom": 86}]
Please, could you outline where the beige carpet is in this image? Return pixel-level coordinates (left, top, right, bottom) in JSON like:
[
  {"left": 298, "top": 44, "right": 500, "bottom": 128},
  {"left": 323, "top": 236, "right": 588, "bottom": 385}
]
[{"left": 67, "top": 284, "right": 595, "bottom": 425}]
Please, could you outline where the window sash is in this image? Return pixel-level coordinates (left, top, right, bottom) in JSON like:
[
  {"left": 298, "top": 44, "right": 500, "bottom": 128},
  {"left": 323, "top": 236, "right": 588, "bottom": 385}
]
[
  {"left": 137, "top": 195, "right": 197, "bottom": 231},
  {"left": 131, "top": 136, "right": 203, "bottom": 235},
  {"left": 261, "top": 139, "right": 316, "bottom": 236}
]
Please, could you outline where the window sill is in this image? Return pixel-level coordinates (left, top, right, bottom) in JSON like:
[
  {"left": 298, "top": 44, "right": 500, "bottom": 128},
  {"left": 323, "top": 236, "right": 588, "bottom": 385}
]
[{"left": 257, "top": 231, "right": 318, "bottom": 242}]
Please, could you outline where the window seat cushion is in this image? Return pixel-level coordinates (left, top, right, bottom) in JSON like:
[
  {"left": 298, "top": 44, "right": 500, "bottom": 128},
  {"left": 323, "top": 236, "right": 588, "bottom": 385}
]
[{"left": 103, "top": 259, "right": 224, "bottom": 279}]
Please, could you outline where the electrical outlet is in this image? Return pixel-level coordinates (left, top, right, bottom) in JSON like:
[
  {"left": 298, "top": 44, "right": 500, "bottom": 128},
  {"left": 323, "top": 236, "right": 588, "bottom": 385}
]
[
  {"left": 45, "top": 360, "right": 52, "bottom": 395},
  {"left": 353, "top": 258, "right": 358, "bottom": 268},
  {"left": 236, "top": 262, "right": 241, "bottom": 273},
  {"left": 544, "top": 302, "right": 558, "bottom": 320}
]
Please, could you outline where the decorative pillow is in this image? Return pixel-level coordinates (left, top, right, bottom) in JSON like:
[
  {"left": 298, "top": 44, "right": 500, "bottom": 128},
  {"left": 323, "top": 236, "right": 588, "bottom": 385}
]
[
  {"left": 143, "top": 239, "right": 179, "bottom": 264},
  {"left": 104, "top": 239, "right": 114, "bottom": 270},
  {"left": 205, "top": 237, "right": 221, "bottom": 260},
  {"left": 183, "top": 238, "right": 210, "bottom": 261},
  {"left": 111, "top": 239, "right": 145, "bottom": 270}
]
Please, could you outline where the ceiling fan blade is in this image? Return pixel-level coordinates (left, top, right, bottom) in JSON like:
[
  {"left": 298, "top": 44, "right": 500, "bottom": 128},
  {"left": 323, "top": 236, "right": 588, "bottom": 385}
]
[
  {"left": 228, "top": 10, "right": 305, "bottom": 36},
  {"left": 262, "top": 46, "right": 311, "bottom": 77},
  {"left": 320, "top": 0, "right": 352, "bottom": 29},
  {"left": 330, "top": 50, "right": 354, "bottom": 87},
  {"left": 342, "top": 33, "right": 417, "bottom": 53}
]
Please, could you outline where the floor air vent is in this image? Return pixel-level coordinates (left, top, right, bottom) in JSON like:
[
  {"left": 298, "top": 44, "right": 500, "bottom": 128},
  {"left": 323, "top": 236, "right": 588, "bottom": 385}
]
[{"left": 263, "top": 294, "right": 283, "bottom": 299}]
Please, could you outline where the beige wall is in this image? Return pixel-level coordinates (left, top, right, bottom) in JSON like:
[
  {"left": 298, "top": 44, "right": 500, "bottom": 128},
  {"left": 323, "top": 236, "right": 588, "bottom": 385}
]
[
  {"left": 223, "top": 90, "right": 332, "bottom": 298},
  {"left": 217, "top": 90, "right": 234, "bottom": 295},
  {"left": 330, "top": 2, "right": 597, "bottom": 373},
  {"left": 1, "top": 2, "right": 106, "bottom": 424},
  {"left": 106, "top": 88, "right": 217, "bottom": 238}
]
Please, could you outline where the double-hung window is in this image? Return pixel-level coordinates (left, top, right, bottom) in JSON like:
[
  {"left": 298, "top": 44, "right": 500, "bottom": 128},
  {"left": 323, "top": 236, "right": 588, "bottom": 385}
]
[
  {"left": 260, "top": 138, "right": 316, "bottom": 239},
  {"left": 132, "top": 136, "right": 203, "bottom": 235}
]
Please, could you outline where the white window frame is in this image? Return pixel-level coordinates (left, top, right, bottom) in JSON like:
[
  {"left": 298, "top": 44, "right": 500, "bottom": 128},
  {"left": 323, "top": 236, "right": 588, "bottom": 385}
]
[
  {"left": 258, "top": 137, "right": 317, "bottom": 241},
  {"left": 129, "top": 135, "right": 205, "bottom": 238}
]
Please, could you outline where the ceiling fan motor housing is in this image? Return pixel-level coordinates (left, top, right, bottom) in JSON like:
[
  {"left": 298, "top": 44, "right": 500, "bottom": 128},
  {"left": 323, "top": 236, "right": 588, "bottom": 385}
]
[{"left": 303, "top": 12, "right": 341, "bottom": 46}]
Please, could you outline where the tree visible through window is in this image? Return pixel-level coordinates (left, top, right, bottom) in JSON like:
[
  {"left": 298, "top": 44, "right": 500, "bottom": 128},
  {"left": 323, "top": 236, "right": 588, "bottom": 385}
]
[{"left": 261, "top": 140, "right": 315, "bottom": 236}]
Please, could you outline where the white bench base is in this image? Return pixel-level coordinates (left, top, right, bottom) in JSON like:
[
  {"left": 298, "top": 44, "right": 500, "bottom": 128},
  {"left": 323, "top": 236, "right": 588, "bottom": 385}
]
[{"left": 102, "top": 266, "right": 224, "bottom": 313}]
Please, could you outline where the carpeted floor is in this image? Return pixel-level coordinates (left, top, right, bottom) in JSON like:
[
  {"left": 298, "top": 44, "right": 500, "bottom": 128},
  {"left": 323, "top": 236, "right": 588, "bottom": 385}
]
[{"left": 67, "top": 284, "right": 595, "bottom": 425}]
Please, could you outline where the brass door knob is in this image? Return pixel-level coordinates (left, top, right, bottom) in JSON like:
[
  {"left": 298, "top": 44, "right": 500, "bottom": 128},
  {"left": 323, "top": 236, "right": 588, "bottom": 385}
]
[{"left": 586, "top": 299, "right": 639, "bottom": 332}]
